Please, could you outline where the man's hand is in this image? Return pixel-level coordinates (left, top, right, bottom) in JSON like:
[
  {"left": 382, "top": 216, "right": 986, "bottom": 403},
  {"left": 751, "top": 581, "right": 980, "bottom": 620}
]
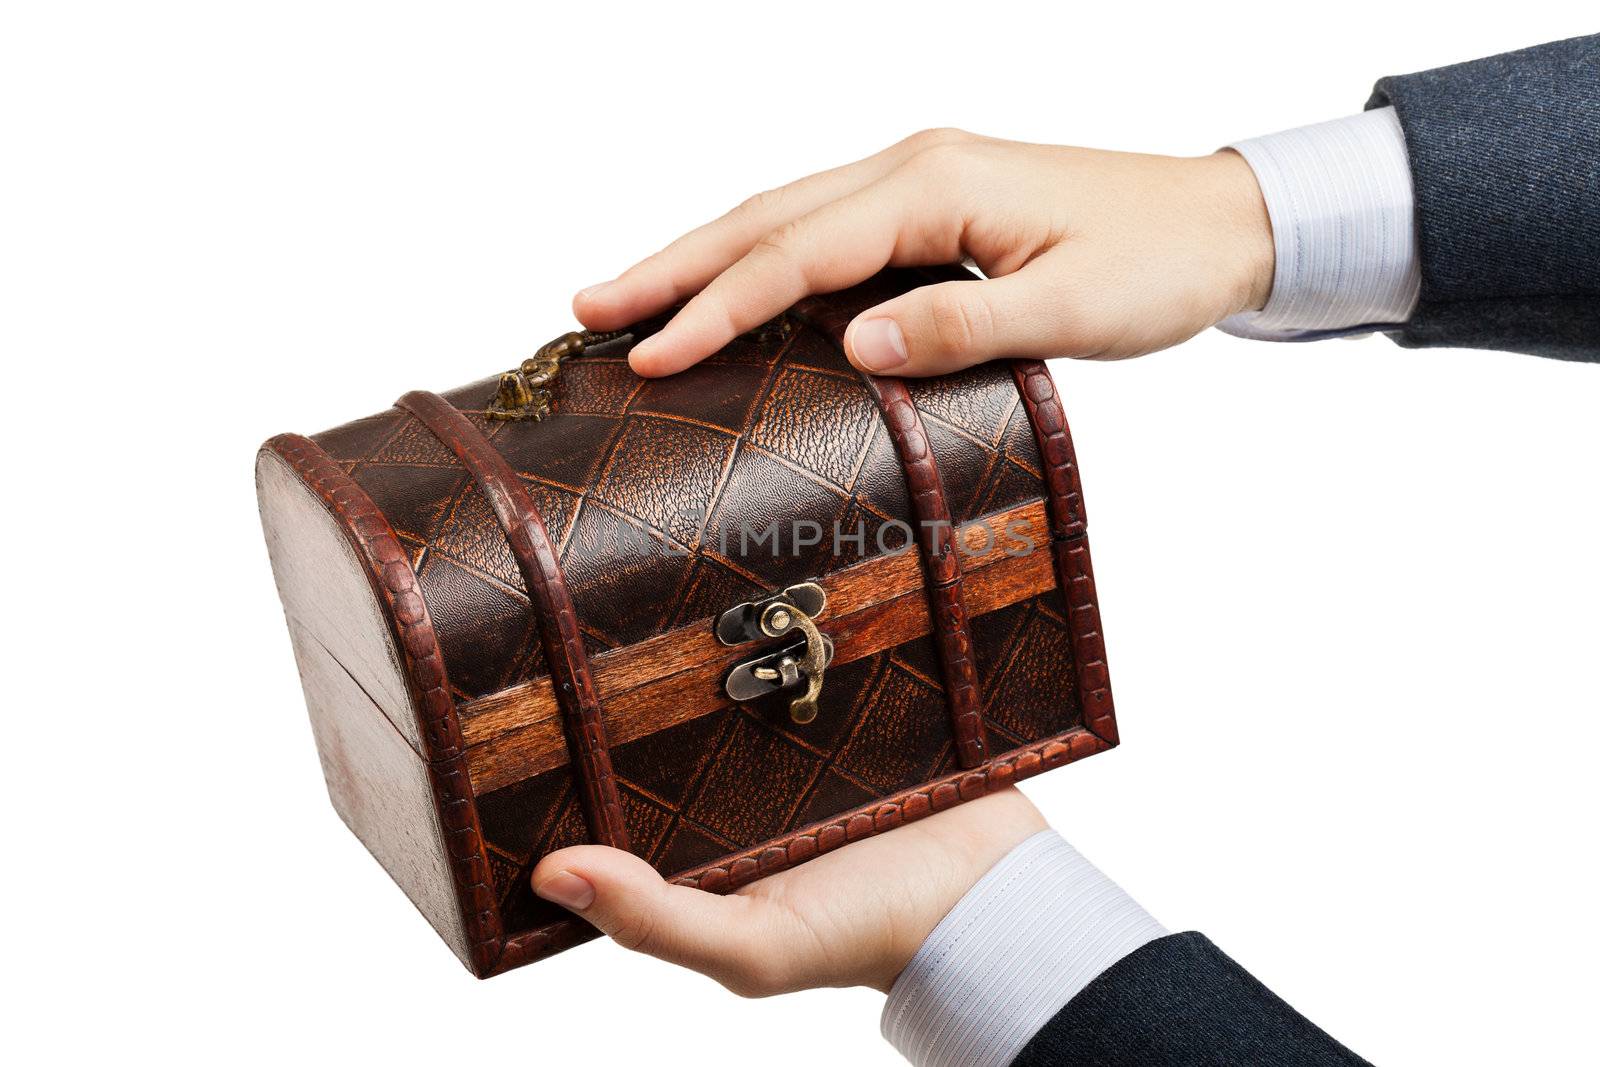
[
  {"left": 531, "top": 787, "right": 1046, "bottom": 995},
  {"left": 574, "top": 129, "right": 1274, "bottom": 378}
]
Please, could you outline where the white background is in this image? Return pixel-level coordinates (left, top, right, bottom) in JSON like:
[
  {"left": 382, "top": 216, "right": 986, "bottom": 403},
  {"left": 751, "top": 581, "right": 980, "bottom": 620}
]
[{"left": 5, "top": 3, "right": 1595, "bottom": 1064}]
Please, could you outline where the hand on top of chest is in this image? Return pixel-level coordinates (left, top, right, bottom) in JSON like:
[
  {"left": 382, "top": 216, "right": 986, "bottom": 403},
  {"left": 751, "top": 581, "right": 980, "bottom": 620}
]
[{"left": 573, "top": 128, "right": 1274, "bottom": 378}]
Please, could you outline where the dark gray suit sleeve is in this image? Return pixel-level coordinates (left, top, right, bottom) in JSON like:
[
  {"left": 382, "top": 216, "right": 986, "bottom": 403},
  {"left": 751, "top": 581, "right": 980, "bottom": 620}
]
[
  {"left": 1011, "top": 932, "right": 1371, "bottom": 1067},
  {"left": 1365, "top": 34, "right": 1600, "bottom": 361}
]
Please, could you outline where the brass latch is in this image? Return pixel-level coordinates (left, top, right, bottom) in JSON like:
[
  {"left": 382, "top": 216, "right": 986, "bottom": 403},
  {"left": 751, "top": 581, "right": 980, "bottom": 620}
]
[
  {"left": 486, "top": 314, "right": 792, "bottom": 422},
  {"left": 718, "top": 582, "right": 833, "bottom": 724},
  {"left": 486, "top": 329, "right": 627, "bottom": 422}
]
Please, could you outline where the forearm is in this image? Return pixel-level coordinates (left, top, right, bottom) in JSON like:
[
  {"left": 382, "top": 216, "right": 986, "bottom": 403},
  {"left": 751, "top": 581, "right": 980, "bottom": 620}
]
[
  {"left": 1011, "top": 933, "right": 1371, "bottom": 1067},
  {"left": 885, "top": 831, "right": 1369, "bottom": 1067},
  {"left": 1370, "top": 33, "right": 1600, "bottom": 361},
  {"left": 1220, "top": 35, "right": 1599, "bottom": 360},
  {"left": 1216, "top": 107, "right": 1420, "bottom": 341},
  {"left": 881, "top": 831, "right": 1165, "bottom": 1067}
]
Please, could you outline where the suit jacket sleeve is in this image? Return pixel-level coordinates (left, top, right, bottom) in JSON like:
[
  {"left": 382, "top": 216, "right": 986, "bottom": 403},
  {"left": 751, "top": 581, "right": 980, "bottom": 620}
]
[
  {"left": 881, "top": 833, "right": 1372, "bottom": 1066},
  {"left": 1011, "top": 932, "right": 1371, "bottom": 1067},
  {"left": 1366, "top": 34, "right": 1600, "bottom": 361}
]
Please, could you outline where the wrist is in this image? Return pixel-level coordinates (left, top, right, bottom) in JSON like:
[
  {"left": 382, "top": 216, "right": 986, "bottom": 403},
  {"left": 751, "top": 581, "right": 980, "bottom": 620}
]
[
  {"left": 865, "top": 787, "right": 1049, "bottom": 992},
  {"left": 881, "top": 830, "right": 1167, "bottom": 1067},
  {"left": 1198, "top": 149, "right": 1275, "bottom": 315},
  {"left": 1219, "top": 108, "right": 1419, "bottom": 338}
]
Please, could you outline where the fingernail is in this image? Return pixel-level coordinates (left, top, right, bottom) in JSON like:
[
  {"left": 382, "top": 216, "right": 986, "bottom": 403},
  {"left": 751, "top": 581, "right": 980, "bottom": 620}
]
[
  {"left": 533, "top": 869, "right": 595, "bottom": 911},
  {"left": 850, "top": 317, "right": 908, "bottom": 372},
  {"left": 577, "top": 281, "right": 613, "bottom": 301}
]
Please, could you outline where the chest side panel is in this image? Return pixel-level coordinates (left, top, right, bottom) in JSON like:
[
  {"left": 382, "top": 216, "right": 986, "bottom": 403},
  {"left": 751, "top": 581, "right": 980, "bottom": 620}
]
[{"left": 258, "top": 446, "right": 489, "bottom": 971}]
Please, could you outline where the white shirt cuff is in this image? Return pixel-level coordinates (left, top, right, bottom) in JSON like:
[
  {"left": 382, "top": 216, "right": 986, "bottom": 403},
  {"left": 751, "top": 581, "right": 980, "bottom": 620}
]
[
  {"left": 880, "top": 830, "right": 1167, "bottom": 1067},
  {"left": 1218, "top": 106, "right": 1421, "bottom": 341}
]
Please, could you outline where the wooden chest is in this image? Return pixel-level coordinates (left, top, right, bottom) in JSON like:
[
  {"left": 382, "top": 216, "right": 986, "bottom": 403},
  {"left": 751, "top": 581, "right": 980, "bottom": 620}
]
[{"left": 256, "top": 266, "right": 1118, "bottom": 977}]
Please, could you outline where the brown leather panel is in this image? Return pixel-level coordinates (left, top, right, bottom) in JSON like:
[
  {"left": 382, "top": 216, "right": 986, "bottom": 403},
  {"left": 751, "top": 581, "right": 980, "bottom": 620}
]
[
  {"left": 675, "top": 727, "right": 1106, "bottom": 891},
  {"left": 904, "top": 362, "right": 1046, "bottom": 525},
  {"left": 486, "top": 724, "right": 1109, "bottom": 976},
  {"left": 791, "top": 289, "right": 990, "bottom": 768},
  {"left": 317, "top": 318, "right": 941, "bottom": 703},
  {"left": 260, "top": 434, "right": 504, "bottom": 974},
  {"left": 1007, "top": 361, "right": 1115, "bottom": 743},
  {"left": 395, "top": 391, "right": 631, "bottom": 852}
]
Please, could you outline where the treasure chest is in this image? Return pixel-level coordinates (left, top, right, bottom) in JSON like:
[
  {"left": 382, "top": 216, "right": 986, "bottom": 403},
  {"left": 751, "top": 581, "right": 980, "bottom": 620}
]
[{"left": 256, "top": 265, "right": 1119, "bottom": 977}]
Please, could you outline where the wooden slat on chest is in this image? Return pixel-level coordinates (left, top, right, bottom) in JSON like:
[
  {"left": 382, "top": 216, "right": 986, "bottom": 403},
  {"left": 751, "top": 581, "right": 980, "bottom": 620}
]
[{"left": 458, "top": 498, "right": 1058, "bottom": 795}]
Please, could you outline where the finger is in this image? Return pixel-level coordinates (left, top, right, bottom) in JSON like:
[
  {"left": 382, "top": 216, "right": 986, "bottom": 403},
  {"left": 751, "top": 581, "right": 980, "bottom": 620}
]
[
  {"left": 842, "top": 266, "right": 1089, "bottom": 376},
  {"left": 574, "top": 134, "right": 953, "bottom": 332},
  {"left": 531, "top": 845, "right": 792, "bottom": 992},
  {"left": 628, "top": 177, "right": 956, "bottom": 376}
]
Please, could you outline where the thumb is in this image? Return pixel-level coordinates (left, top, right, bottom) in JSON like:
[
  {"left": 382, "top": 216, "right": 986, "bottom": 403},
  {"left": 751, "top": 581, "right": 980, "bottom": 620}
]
[
  {"left": 843, "top": 273, "right": 1067, "bottom": 377},
  {"left": 531, "top": 845, "right": 790, "bottom": 994}
]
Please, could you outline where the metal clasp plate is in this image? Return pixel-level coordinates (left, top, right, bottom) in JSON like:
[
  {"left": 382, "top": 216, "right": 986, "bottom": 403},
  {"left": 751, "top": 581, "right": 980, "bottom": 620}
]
[{"left": 717, "top": 582, "right": 833, "bottom": 724}]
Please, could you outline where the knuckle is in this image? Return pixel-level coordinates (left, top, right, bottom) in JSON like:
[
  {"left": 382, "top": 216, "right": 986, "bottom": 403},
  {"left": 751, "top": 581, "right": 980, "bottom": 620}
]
[
  {"left": 751, "top": 220, "right": 805, "bottom": 261},
  {"left": 927, "top": 288, "right": 993, "bottom": 355},
  {"left": 735, "top": 186, "right": 787, "bottom": 220},
  {"left": 903, "top": 139, "right": 980, "bottom": 181},
  {"left": 906, "top": 126, "right": 972, "bottom": 151}
]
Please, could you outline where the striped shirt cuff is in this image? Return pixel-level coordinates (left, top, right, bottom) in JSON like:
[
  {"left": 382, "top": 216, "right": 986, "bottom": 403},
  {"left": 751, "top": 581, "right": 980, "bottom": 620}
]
[
  {"left": 1218, "top": 106, "right": 1421, "bottom": 340},
  {"left": 880, "top": 830, "right": 1166, "bottom": 1067}
]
